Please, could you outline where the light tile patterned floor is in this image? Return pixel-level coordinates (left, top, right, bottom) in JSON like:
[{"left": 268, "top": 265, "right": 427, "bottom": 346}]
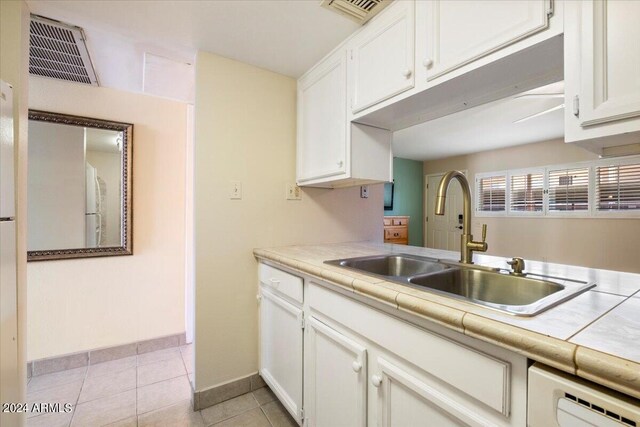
[{"left": 26, "top": 344, "right": 296, "bottom": 427}]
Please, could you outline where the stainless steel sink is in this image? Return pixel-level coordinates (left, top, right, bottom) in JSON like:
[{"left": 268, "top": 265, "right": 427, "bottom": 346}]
[
  {"left": 324, "top": 254, "right": 448, "bottom": 279},
  {"left": 324, "top": 254, "right": 595, "bottom": 316},
  {"left": 408, "top": 268, "right": 563, "bottom": 306}
]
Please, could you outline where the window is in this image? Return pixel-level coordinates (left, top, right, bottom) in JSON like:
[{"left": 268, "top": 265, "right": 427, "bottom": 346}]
[
  {"left": 474, "top": 156, "right": 640, "bottom": 219},
  {"left": 548, "top": 167, "right": 590, "bottom": 212},
  {"left": 509, "top": 171, "right": 544, "bottom": 213},
  {"left": 596, "top": 163, "right": 640, "bottom": 211},
  {"left": 476, "top": 174, "right": 506, "bottom": 212}
]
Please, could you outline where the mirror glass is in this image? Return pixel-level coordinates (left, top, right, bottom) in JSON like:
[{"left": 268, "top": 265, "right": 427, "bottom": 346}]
[{"left": 27, "top": 111, "right": 132, "bottom": 260}]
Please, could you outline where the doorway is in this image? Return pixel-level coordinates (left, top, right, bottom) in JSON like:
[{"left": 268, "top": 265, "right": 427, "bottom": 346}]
[{"left": 424, "top": 172, "right": 467, "bottom": 251}]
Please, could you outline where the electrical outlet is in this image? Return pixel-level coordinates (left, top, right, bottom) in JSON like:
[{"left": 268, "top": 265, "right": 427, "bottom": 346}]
[
  {"left": 360, "top": 185, "right": 369, "bottom": 198},
  {"left": 286, "top": 183, "right": 302, "bottom": 200},
  {"left": 230, "top": 181, "right": 242, "bottom": 199}
]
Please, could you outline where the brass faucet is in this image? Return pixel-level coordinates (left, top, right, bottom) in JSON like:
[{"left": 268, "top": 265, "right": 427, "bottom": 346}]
[{"left": 435, "top": 170, "right": 488, "bottom": 264}]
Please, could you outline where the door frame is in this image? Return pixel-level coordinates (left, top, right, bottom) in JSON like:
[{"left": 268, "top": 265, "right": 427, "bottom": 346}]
[{"left": 423, "top": 170, "right": 468, "bottom": 248}]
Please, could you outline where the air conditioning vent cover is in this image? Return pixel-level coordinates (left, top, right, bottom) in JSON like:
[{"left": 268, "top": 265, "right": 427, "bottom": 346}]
[
  {"left": 321, "top": 0, "right": 391, "bottom": 24},
  {"left": 29, "top": 15, "right": 99, "bottom": 86}
]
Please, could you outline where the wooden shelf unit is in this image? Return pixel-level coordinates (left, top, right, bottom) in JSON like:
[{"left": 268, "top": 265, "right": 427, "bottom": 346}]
[{"left": 383, "top": 215, "right": 409, "bottom": 245}]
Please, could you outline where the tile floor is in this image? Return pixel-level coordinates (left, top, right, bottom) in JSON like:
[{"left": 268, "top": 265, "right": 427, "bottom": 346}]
[{"left": 26, "top": 344, "right": 297, "bottom": 427}]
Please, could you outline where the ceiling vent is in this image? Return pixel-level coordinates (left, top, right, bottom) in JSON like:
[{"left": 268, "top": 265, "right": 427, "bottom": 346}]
[
  {"left": 29, "top": 15, "right": 99, "bottom": 86},
  {"left": 321, "top": 0, "right": 391, "bottom": 24}
]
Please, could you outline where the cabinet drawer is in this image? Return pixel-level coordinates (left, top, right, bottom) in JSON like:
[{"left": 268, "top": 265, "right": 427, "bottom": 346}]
[
  {"left": 383, "top": 218, "right": 392, "bottom": 226},
  {"left": 392, "top": 217, "right": 408, "bottom": 226},
  {"left": 384, "top": 227, "right": 407, "bottom": 240},
  {"left": 259, "top": 263, "right": 303, "bottom": 305}
]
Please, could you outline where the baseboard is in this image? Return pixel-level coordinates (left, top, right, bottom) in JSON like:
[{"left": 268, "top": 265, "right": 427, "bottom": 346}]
[
  {"left": 193, "top": 372, "right": 266, "bottom": 411},
  {"left": 28, "top": 332, "right": 187, "bottom": 377}
]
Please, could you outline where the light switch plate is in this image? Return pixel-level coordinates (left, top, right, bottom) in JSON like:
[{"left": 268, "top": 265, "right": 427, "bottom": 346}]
[
  {"left": 286, "top": 183, "right": 302, "bottom": 200},
  {"left": 230, "top": 181, "right": 242, "bottom": 199}
]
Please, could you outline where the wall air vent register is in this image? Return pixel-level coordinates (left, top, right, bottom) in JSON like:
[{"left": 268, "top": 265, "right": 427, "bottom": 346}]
[
  {"left": 320, "top": 0, "right": 391, "bottom": 24},
  {"left": 29, "top": 15, "right": 99, "bottom": 86}
]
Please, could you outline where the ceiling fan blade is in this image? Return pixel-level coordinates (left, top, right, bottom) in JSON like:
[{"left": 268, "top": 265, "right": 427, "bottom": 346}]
[
  {"left": 514, "top": 93, "right": 564, "bottom": 99},
  {"left": 513, "top": 104, "right": 565, "bottom": 124}
]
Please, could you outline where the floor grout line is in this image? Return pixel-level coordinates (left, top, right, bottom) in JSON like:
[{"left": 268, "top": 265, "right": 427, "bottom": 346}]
[
  {"left": 28, "top": 346, "right": 199, "bottom": 426},
  {"left": 66, "top": 365, "right": 87, "bottom": 427},
  {"left": 260, "top": 405, "right": 275, "bottom": 427}
]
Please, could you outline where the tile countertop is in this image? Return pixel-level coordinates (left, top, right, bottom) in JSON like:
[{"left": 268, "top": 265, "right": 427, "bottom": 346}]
[{"left": 253, "top": 241, "right": 640, "bottom": 400}]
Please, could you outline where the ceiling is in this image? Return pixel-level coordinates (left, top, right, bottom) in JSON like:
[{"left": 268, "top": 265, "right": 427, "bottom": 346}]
[
  {"left": 392, "top": 82, "right": 565, "bottom": 161},
  {"left": 86, "top": 128, "right": 121, "bottom": 154},
  {"left": 27, "top": 0, "right": 359, "bottom": 99}
]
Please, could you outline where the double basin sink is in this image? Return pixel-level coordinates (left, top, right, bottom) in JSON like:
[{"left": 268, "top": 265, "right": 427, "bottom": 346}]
[{"left": 325, "top": 254, "right": 595, "bottom": 316}]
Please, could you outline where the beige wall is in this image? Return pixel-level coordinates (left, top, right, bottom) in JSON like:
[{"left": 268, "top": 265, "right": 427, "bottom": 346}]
[
  {"left": 27, "top": 77, "right": 188, "bottom": 360},
  {"left": 194, "top": 52, "right": 383, "bottom": 391},
  {"left": 1, "top": 1, "right": 30, "bottom": 425},
  {"left": 424, "top": 138, "right": 640, "bottom": 273}
]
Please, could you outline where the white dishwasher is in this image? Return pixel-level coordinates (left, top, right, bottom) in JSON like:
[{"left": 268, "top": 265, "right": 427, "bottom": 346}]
[{"left": 528, "top": 363, "right": 639, "bottom": 427}]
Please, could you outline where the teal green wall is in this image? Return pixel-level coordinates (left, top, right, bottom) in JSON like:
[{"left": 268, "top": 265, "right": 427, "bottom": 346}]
[{"left": 385, "top": 157, "right": 424, "bottom": 246}]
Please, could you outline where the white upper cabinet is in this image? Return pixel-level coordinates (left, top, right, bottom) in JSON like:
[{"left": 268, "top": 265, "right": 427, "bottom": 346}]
[
  {"left": 297, "top": 49, "right": 347, "bottom": 184},
  {"left": 565, "top": 0, "right": 640, "bottom": 151},
  {"left": 349, "top": 0, "right": 415, "bottom": 113},
  {"left": 297, "top": 45, "right": 392, "bottom": 188},
  {"left": 577, "top": 0, "right": 640, "bottom": 126},
  {"left": 422, "top": 0, "right": 551, "bottom": 81}
]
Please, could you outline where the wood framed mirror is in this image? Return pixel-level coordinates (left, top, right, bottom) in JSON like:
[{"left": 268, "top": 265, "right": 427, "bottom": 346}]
[{"left": 27, "top": 110, "right": 133, "bottom": 261}]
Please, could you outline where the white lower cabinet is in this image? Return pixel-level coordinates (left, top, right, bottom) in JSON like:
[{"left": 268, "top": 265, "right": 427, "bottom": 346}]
[
  {"left": 374, "top": 357, "right": 478, "bottom": 427},
  {"left": 259, "top": 287, "right": 303, "bottom": 424},
  {"left": 305, "top": 317, "right": 367, "bottom": 427},
  {"left": 258, "top": 263, "right": 527, "bottom": 426}
]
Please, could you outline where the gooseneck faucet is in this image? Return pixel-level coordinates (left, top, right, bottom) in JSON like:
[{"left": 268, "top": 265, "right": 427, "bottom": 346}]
[{"left": 435, "top": 170, "right": 488, "bottom": 264}]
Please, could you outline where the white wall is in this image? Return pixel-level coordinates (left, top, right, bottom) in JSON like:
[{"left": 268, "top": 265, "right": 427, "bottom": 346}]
[
  {"left": 424, "top": 138, "right": 640, "bottom": 273},
  {"left": 194, "top": 52, "right": 383, "bottom": 392},
  {"left": 28, "top": 121, "right": 85, "bottom": 250},
  {"left": 27, "top": 77, "right": 188, "bottom": 360}
]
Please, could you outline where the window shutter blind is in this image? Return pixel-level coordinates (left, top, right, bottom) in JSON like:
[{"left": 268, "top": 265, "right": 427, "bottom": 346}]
[
  {"left": 548, "top": 167, "right": 590, "bottom": 211},
  {"left": 477, "top": 175, "right": 506, "bottom": 212},
  {"left": 596, "top": 163, "right": 640, "bottom": 211},
  {"left": 510, "top": 172, "right": 544, "bottom": 212}
]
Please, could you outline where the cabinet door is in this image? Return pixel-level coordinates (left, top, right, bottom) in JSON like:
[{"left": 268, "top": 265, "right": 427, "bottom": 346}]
[
  {"left": 577, "top": 0, "right": 640, "bottom": 127},
  {"left": 373, "top": 357, "right": 492, "bottom": 427},
  {"left": 423, "top": 0, "right": 550, "bottom": 81},
  {"left": 259, "top": 287, "right": 303, "bottom": 423},
  {"left": 297, "top": 50, "right": 347, "bottom": 183},
  {"left": 305, "top": 317, "right": 367, "bottom": 427},
  {"left": 350, "top": 0, "right": 414, "bottom": 113}
]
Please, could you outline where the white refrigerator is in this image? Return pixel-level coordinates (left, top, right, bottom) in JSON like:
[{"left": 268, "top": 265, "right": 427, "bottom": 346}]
[
  {"left": 85, "top": 162, "right": 102, "bottom": 247},
  {"left": 0, "top": 79, "right": 19, "bottom": 423}
]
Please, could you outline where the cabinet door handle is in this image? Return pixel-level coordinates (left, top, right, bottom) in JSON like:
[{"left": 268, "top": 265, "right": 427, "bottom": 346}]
[
  {"left": 269, "top": 279, "right": 280, "bottom": 288},
  {"left": 337, "top": 160, "right": 344, "bottom": 168},
  {"left": 256, "top": 294, "right": 262, "bottom": 302},
  {"left": 371, "top": 375, "right": 382, "bottom": 387},
  {"left": 352, "top": 361, "right": 362, "bottom": 373},
  {"left": 423, "top": 58, "right": 434, "bottom": 69},
  {"left": 402, "top": 69, "right": 412, "bottom": 78}
]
